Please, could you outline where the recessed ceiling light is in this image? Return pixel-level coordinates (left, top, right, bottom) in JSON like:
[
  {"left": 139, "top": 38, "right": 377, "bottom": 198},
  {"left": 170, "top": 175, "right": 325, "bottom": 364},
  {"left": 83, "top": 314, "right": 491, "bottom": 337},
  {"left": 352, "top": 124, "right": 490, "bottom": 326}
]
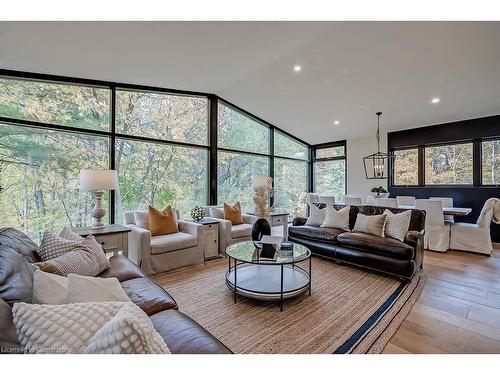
[
  {"left": 293, "top": 65, "right": 302, "bottom": 72},
  {"left": 431, "top": 97, "right": 440, "bottom": 104},
  {"left": 334, "top": 120, "right": 340, "bottom": 125}
]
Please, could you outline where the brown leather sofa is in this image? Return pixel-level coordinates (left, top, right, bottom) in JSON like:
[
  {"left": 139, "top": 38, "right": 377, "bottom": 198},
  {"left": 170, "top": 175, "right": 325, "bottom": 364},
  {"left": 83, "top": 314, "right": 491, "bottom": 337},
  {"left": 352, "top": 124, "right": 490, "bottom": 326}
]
[
  {"left": 289, "top": 205, "right": 425, "bottom": 280},
  {"left": 0, "top": 227, "right": 231, "bottom": 354}
]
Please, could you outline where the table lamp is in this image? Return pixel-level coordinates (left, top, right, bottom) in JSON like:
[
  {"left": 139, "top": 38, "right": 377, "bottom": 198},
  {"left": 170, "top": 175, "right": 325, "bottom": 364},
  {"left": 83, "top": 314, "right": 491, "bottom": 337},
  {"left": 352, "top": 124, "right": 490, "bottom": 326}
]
[{"left": 80, "top": 169, "right": 118, "bottom": 228}]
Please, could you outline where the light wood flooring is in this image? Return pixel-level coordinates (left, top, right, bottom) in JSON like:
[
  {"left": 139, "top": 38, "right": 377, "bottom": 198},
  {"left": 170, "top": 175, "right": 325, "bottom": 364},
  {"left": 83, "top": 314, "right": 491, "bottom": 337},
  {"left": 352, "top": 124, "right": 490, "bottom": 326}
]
[{"left": 384, "top": 245, "right": 500, "bottom": 354}]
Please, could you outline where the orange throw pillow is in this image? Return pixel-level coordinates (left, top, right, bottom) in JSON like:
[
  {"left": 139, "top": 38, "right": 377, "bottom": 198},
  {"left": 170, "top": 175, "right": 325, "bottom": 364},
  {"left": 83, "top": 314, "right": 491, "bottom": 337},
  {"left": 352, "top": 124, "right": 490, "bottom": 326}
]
[
  {"left": 148, "top": 205, "right": 179, "bottom": 236},
  {"left": 223, "top": 202, "right": 243, "bottom": 225}
]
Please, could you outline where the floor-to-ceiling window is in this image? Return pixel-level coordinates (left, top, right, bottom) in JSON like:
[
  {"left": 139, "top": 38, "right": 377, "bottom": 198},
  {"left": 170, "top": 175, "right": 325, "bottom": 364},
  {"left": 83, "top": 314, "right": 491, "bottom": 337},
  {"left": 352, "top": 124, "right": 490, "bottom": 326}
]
[
  {"left": 0, "top": 71, "right": 312, "bottom": 238},
  {"left": 313, "top": 142, "right": 347, "bottom": 203},
  {"left": 217, "top": 102, "right": 270, "bottom": 211},
  {"left": 273, "top": 131, "right": 309, "bottom": 216}
]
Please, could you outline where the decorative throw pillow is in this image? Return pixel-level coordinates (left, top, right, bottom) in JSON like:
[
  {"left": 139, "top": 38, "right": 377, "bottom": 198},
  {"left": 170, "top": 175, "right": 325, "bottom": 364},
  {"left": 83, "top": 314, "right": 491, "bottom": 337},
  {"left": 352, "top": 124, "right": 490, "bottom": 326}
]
[
  {"left": 60, "top": 228, "right": 110, "bottom": 274},
  {"left": 67, "top": 274, "right": 130, "bottom": 303},
  {"left": 305, "top": 204, "right": 326, "bottom": 227},
  {"left": 32, "top": 269, "right": 68, "bottom": 304},
  {"left": 353, "top": 213, "right": 387, "bottom": 237},
  {"left": 148, "top": 205, "right": 178, "bottom": 236},
  {"left": 36, "top": 231, "right": 80, "bottom": 261},
  {"left": 12, "top": 301, "right": 128, "bottom": 353},
  {"left": 321, "top": 205, "right": 351, "bottom": 230},
  {"left": 383, "top": 209, "right": 412, "bottom": 242},
  {"left": 134, "top": 211, "right": 149, "bottom": 229},
  {"left": 84, "top": 302, "right": 170, "bottom": 354},
  {"left": 33, "top": 246, "right": 100, "bottom": 277},
  {"left": 223, "top": 202, "right": 243, "bottom": 225}
]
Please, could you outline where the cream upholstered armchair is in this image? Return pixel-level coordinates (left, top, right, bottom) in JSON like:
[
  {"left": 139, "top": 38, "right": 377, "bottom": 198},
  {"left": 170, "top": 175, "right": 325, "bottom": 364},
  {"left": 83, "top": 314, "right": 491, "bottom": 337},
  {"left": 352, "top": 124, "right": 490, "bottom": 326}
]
[
  {"left": 450, "top": 198, "right": 500, "bottom": 255},
  {"left": 203, "top": 205, "right": 257, "bottom": 254},
  {"left": 123, "top": 210, "right": 204, "bottom": 276}
]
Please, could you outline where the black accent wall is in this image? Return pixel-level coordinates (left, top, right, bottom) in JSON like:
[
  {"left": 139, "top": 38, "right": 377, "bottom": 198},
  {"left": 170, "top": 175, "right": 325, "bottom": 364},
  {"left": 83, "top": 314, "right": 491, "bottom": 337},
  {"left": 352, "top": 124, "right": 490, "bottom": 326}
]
[{"left": 388, "top": 114, "right": 500, "bottom": 243}]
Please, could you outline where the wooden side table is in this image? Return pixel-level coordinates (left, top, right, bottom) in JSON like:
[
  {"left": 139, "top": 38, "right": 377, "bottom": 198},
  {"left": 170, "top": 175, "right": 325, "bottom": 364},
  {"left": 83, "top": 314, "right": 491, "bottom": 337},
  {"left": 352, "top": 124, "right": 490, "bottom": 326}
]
[
  {"left": 72, "top": 224, "right": 131, "bottom": 258},
  {"left": 189, "top": 218, "right": 220, "bottom": 260}
]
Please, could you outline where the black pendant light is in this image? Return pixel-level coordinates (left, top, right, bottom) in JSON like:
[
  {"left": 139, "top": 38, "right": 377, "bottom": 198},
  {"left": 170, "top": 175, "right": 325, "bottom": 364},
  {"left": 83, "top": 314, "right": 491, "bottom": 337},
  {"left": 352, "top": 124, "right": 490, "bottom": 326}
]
[{"left": 363, "top": 112, "right": 394, "bottom": 179}]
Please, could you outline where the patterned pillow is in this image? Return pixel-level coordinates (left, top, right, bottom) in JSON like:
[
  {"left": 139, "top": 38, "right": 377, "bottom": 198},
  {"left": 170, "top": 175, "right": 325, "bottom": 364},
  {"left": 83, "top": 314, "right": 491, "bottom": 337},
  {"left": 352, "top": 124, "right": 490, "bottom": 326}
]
[
  {"left": 36, "top": 231, "right": 80, "bottom": 261},
  {"left": 383, "top": 209, "right": 412, "bottom": 242},
  {"left": 84, "top": 302, "right": 170, "bottom": 354},
  {"left": 60, "top": 228, "right": 110, "bottom": 274},
  {"left": 34, "top": 246, "right": 100, "bottom": 277},
  {"left": 12, "top": 301, "right": 169, "bottom": 354}
]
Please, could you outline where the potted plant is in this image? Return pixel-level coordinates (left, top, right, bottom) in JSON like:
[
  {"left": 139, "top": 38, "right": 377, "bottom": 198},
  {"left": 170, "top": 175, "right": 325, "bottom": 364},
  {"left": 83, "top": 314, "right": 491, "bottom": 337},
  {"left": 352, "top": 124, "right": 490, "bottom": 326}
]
[{"left": 370, "top": 186, "right": 390, "bottom": 199}]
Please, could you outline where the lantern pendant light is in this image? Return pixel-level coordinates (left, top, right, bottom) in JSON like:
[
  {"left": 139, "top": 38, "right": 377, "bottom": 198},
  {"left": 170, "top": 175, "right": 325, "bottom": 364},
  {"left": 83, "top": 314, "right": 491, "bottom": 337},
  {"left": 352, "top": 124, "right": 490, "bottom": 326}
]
[{"left": 363, "top": 112, "right": 394, "bottom": 179}]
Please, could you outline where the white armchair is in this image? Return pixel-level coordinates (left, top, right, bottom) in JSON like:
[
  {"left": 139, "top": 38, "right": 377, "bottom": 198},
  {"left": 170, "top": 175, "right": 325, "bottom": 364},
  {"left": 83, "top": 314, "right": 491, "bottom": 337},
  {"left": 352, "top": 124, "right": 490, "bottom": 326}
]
[
  {"left": 450, "top": 198, "right": 500, "bottom": 255},
  {"left": 123, "top": 210, "right": 204, "bottom": 276},
  {"left": 203, "top": 206, "right": 257, "bottom": 253}
]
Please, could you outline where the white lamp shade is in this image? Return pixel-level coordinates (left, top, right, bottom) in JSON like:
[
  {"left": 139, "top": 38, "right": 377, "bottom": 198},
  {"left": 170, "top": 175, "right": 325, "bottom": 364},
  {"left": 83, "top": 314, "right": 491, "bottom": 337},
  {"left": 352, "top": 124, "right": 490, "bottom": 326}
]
[{"left": 80, "top": 170, "right": 118, "bottom": 191}]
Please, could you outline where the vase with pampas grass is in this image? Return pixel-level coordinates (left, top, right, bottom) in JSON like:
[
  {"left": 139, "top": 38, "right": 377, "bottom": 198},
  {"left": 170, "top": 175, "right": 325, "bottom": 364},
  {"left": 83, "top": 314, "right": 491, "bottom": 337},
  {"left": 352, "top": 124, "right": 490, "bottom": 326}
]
[{"left": 251, "top": 176, "right": 276, "bottom": 243}]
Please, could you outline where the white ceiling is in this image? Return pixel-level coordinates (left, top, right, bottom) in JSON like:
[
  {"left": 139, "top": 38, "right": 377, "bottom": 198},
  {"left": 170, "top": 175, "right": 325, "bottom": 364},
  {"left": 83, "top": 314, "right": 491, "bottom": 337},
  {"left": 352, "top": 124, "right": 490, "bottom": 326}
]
[{"left": 1, "top": 21, "right": 499, "bottom": 144}]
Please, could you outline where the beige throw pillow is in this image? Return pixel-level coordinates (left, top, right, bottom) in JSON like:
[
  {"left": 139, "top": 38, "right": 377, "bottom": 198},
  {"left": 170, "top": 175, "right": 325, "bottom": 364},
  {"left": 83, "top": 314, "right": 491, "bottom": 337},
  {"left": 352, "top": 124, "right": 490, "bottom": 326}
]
[
  {"left": 305, "top": 204, "right": 326, "bottom": 227},
  {"left": 353, "top": 213, "right": 387, "bottom": 237},
  {"left": 36, "top": 231, "right": 80, "bottom": 261},
  {"left": 383, "top": 209, "right": 412, "bottom": 242},
  {"left": 67, "top": 274, "right": 130, "bottom": 303},
  {"left": 34, "top": 246, "right": 100, "bottom": 277},
  {"left": 321, "top": 205, "right": 350, "bottom": 230},
  {"left": 32, "top": 269, "right": 68, "bottom": 305},
  {"left": 59, "top": 228, "right": 110, "bottom": 274},
  {"left": 84, "top": 302, "right": 170, "bottom": 354}
]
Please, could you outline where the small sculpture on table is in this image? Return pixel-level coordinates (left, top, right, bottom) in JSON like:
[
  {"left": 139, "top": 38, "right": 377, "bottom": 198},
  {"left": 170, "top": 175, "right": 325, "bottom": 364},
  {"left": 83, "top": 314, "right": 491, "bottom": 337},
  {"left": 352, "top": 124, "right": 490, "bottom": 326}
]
[{"left": 190, "top": 206, "right": 205, "bottom": 222}]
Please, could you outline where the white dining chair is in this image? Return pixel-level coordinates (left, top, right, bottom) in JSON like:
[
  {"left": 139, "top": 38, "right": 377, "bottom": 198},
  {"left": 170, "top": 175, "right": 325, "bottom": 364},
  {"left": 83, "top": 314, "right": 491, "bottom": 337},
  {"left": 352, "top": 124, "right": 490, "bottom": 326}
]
[
  {"left": 449, "top": 198, "right": 500, "bottom": 255},
  {"left": 305, "top": 193, "right": 335, "bottom": 205},
  {"left": 375, "top": 198, "right": 398, "bottom": 208},
  {"left": 396, "top": 196, "right": 416, "bottom": 206},
  {"left": 415, "top": 199, "right": 450, "bottom": 252},
  {"left": 344, "top": 196, "right": 362, "bottom": 206},
  {"left": 430, "top": 197, "right": 455, "bottom": 223},
  {"left": 366, "top": 195, "right": 377, "bottom": 205}
]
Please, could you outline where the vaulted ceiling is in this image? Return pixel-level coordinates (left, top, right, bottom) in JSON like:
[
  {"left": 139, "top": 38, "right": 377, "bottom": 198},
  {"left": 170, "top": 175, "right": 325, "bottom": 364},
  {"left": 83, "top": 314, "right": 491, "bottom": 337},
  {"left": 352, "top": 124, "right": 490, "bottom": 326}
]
[{"left": 1, "top": 21, "right": 499, "bottom": 144}]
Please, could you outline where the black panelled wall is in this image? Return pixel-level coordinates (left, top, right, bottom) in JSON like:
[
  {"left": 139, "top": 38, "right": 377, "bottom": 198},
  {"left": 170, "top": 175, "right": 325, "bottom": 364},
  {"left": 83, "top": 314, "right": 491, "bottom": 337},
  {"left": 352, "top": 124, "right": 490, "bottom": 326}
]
[{"left": 388, "top": 114, "right": 500, "bottom": 243}]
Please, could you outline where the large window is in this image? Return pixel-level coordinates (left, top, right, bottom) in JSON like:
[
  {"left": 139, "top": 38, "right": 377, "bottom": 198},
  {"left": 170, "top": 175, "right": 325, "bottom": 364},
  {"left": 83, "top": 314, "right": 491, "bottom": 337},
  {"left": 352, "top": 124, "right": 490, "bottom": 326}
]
[
  {"left": 217, "top": 151, "right": 269, "bottom": 211},
  {"left": 425, "top": 143, "right": 473, "bottom": 185},
  {"left": 116, "top": 90, "right": 208, "bottom": 145},
  {"left": 274, "top": 159, "right": 308, "bottom": 216},
  {"left": 313, "top": 144, "right": 346, "bottom": 203},
  {"left": 0, "top": 122, "right": 110, "bottom": 241},
  {"left": 218, "top": 102, "right": 270, "bottom": 154},
  {"left": 0, "top": 77, "right": 110, "bottom": 131},
  {"left": 482, "top": 139, "right": 500, "bottom": 185},
  {"left": 274, "top": 131, "right": 308, "bottom": 160},
  {"left": 393, "top": 148, "right": 419, "bottom": 186},
  {"left": 116, "top": 139, "right": 208, "bottom": 220}
]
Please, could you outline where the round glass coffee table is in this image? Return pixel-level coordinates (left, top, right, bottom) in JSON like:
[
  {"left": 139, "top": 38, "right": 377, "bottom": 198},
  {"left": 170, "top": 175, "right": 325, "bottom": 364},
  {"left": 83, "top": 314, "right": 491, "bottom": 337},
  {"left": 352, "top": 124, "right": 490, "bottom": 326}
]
[{"left": 225, "top": 241, "right": 311, "bottom": 311}]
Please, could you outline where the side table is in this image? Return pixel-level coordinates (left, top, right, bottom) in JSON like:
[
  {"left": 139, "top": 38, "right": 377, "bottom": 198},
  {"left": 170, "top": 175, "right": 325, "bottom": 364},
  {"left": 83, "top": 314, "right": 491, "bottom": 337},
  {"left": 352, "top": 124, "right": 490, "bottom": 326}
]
[
  {"left": 72, "top": 224, "right": 131, "bottom": 258},
  {"left": 189, "top": 218, "right": 220, "bottom": 259}
]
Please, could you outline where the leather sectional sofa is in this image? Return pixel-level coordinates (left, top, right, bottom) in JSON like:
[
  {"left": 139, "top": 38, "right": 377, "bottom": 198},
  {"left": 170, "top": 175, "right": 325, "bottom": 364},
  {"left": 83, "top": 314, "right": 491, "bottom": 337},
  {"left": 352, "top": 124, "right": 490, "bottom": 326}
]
[
  {"left": 0, "top": 227, "right": 231, "bottom": 354},
  {"left": 289, "top": 204, "right": 425, "bottom": 280}
]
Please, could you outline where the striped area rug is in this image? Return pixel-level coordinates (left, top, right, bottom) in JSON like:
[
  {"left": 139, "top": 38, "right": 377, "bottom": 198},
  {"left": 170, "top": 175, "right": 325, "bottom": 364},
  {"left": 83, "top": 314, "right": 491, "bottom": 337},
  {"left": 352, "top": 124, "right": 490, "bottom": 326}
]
[{"left": 153, "top": 256, "right": 424, "bottom": 354}]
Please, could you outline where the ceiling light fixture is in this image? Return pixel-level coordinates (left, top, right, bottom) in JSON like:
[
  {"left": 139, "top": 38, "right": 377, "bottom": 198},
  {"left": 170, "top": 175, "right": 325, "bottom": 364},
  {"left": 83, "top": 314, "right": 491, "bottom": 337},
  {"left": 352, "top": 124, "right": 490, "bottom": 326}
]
[
  {"left": 334, "top": 120, "right": 340, "bottom": 125},
  {"left": 293, "top": 65, "right": 302, "bottom": 72},
  {"left": 362, "top": 112, "right": 394, "bottom": 180},
  {"left": 431, "top": 97, "right": 440, "bottom": 104}
]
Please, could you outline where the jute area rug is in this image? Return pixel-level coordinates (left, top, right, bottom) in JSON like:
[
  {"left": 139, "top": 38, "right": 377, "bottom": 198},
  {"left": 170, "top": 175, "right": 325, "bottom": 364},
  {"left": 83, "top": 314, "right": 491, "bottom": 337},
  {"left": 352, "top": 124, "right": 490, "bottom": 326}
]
[{"left": 153, "top": 256, "right": 424, "bottom": 354}]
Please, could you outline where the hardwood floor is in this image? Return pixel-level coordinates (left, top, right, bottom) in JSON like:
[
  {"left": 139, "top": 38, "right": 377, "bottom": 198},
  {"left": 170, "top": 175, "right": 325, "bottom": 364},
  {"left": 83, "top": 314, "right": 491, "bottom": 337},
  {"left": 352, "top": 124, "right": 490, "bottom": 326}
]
[{"left": 384, "top": 245, "right": 500, "bottom": 353}]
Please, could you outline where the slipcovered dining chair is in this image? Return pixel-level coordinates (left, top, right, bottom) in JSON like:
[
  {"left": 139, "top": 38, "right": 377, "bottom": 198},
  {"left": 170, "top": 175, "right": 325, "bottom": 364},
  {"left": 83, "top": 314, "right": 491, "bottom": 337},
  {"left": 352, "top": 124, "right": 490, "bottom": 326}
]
[
  {"left": 305, "top": 193, "right": 335, "bottom": 205},
  {"left": 449, "top": 198, "right": 500, "bottom": 255},
  {"left": 366, "top": 195, "right": 377, "bottom": 204},
  {"left": 415, "top": 199, "right": 451, "bottom": 252},
  {"left": 430, "top": 197, "right": 455, "bottom": 223},
  {"left": 343, "top": 196, "right": 362, "bottom": 206},
  {"left": 375, "top": 197, "right": 398, "bottom": 208},
  {"left": 396, "top": 196, "right": 416, "bottom": 206}
]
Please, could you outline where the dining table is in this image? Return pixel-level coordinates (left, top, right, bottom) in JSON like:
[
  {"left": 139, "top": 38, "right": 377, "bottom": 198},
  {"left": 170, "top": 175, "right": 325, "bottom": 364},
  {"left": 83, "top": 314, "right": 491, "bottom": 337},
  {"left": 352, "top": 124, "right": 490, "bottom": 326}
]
[{"left": 397, "top": 205, "right": 472, "bottom": 217}]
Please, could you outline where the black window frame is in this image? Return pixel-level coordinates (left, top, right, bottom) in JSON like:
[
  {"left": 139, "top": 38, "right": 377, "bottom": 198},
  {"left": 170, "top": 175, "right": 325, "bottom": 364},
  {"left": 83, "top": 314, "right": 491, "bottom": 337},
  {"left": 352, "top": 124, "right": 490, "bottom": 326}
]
[
  {"left": 311, "top": 140, "right": 347, "bottom": 198},
  {"left": 0, "top": 69, "right": 312, "bottom": 224}
]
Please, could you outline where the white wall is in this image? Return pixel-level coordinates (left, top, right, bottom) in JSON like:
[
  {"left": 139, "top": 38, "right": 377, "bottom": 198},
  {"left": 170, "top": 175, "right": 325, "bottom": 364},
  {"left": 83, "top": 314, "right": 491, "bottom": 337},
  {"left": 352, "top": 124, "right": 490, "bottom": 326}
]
[{"left": 347, "top": 133, "right": 388, "bottom": 203}]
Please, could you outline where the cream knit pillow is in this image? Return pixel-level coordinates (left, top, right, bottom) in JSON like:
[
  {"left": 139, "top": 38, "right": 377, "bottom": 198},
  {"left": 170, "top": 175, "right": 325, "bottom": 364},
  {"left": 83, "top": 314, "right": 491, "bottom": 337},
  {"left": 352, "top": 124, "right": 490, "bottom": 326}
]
[
  {"left": 383, "top": 209, "right": 412, "bottom": 242},
  {"left": 60, "top": 228, "right": 110, "bottom": 274}
]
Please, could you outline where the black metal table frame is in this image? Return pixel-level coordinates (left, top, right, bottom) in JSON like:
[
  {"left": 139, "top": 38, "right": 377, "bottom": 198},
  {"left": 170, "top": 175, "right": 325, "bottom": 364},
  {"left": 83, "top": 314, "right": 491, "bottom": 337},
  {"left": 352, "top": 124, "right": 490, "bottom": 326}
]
[{"left": 225, "top": 250, "right": 312, "bottom": 312}]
